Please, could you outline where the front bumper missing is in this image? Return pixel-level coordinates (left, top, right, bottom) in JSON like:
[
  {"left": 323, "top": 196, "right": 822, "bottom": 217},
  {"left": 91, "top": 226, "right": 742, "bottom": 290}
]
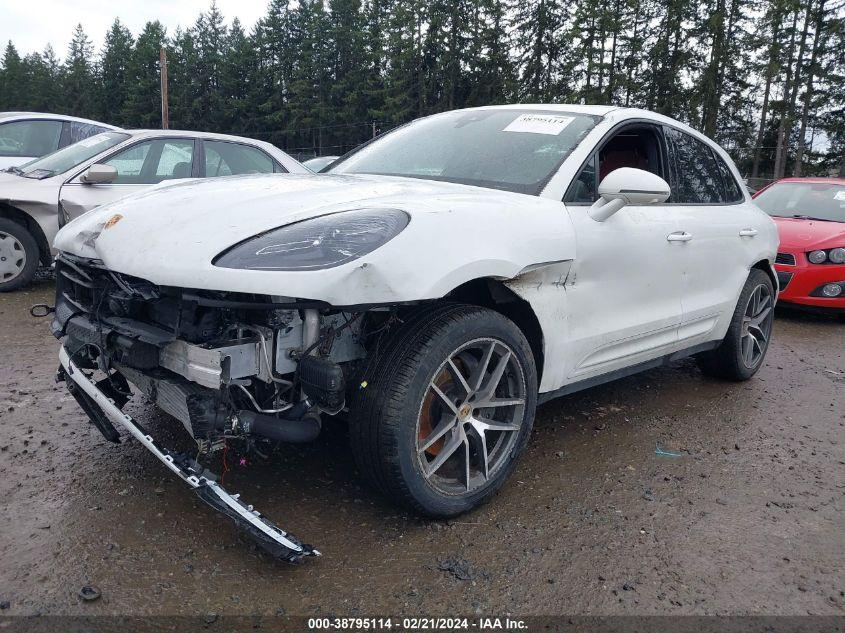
[{"left": 58, "top": 345, "right": 320, "bottom": 563}]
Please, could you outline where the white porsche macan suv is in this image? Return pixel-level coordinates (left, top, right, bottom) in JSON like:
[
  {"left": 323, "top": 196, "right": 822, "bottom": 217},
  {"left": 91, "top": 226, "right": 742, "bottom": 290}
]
[{"left": 50, "top": 105, "right": 778, "bottom": 561}]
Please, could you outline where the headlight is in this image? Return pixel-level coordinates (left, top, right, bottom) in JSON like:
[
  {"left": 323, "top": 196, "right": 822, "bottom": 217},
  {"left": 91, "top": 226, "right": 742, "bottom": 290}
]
[
  {"left": 829, "top": 247, "right": 845, "bottom": 264},
  {"left": 213, "top": 208, "right": 409, "bottom": 271},
  {"left": 808, "top": 250, "right": 827, "bottom": 264}
]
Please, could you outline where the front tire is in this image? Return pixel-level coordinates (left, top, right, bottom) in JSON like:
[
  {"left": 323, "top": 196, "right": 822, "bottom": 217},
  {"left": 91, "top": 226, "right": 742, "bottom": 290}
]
[
  {"left": 697, "top": 269, "right": 775, "bottom": 381},
  {"left": 349, "top": 304, "right": 537, "bottom": 517},
  {"left": 0, "top": 218, "right": 39, "bottom": 292}
]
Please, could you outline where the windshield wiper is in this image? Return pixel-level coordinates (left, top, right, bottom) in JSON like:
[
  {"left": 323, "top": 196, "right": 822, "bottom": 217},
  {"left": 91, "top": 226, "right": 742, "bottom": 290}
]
[{"left": 4, "top": 165, "right": 23, "bottom": 175}]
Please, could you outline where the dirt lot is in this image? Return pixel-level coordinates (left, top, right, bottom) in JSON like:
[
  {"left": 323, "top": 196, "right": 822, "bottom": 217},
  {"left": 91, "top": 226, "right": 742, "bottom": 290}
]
[{"left": 0, "top": 277, "right": 843, "bottom": 618}]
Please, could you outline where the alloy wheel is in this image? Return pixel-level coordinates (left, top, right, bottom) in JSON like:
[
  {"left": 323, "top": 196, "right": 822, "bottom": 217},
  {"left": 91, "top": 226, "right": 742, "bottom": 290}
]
[
  {"left": 740, "top": 283, "right": 774, "bottom": 369},
  {"left": 416, "top": 338, "right": 526, "bottom": 495},
  {"left": 0, "top": 231, "right": 26, "bottom": 282}
]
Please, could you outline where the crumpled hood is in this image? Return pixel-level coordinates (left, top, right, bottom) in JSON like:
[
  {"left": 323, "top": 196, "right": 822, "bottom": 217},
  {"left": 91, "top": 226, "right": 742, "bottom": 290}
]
[
  {"left": 55, "top": 173, "right": 521, "bottom": 260},
  {"left": 774, "top": 216, "right": 845, "bottom": 250},
  {"left": 52, "top": 172, "right": 573, "bottom": 304}
]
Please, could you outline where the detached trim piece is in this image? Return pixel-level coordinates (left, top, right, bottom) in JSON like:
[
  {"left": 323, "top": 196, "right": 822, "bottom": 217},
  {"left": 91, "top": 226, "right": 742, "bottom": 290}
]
[{"left": 58, "top": 345, "right": 319, "bottom": 563}]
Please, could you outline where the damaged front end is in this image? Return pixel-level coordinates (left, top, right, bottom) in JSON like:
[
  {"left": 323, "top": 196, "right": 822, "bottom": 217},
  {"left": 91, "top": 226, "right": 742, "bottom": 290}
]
[{"left": 52, "top": 252, "right": 378, "bottom": 562}]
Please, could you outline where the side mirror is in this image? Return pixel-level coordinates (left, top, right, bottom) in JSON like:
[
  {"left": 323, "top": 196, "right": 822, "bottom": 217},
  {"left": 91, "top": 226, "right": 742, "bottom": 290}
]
[
  {"left": 588, "top": 167, "right": 671, "bottom": 222},
  {"left": 80, "top": 164, "right": 117, "bottom": 185}
]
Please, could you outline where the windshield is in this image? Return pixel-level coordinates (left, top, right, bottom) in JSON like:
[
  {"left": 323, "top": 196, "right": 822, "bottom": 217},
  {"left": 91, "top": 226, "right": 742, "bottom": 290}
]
[
  {"left": 17, "top": 131, "right": 130, "bottom": 179},
  {"left": 330, "top": 109, "right": 600, "bottom": 194},
  {"left": 755, "top": 181, "right": 845, "bottom": 223}
]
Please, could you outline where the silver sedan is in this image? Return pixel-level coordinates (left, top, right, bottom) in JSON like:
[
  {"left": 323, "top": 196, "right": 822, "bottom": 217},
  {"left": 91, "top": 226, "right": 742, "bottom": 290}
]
[{"left": 0, "top": 129, "right": 308, "bottom": 290}]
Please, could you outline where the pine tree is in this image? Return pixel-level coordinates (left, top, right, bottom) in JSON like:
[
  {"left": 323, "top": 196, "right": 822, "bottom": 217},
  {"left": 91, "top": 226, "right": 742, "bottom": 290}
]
[
  {"left": 286, "top": 0, "right": 333, "bottom": 154},
  {"left": 192, "top": 1, "right": 228, "bottom": 131},
  {"left": 327, "top": 0, "right": 370, "bottom": 150},
  {"left": 0, "top": 43, "right": 23, "bottom": 110},
  {"left": 513, "top": 0, "right": 567, "bottom": 102},
  {"left": 465, "top": 0, "right": 516, "bottom": 106},
  {"left": 644, "top": 0, "right": 698, "bottom": 120},
  {"left": 122, "top": 21, "right": 168, "bottom": 129},
  {"left": 168, "top": 27, "right": 199, "bottom": 129},
  {"left": 377, "top": 0, "right": 426, "bottom": 123},
  {"left": 219, "top": 18, "right": 261, "bottom": 134},
  {"left": 253, "top": 0, "right": 297, "bottom": 144},
  {"left": 63, "top": 24, "right": 97, "bottom": 117},
  {"left": 99, "top": 19, "right": 134, "bottom": 125}
]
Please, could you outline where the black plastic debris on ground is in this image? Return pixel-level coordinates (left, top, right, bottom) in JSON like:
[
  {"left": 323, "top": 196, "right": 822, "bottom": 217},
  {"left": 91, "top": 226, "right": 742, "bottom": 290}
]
[
  {"left": 78, "top": 586, "right": 101, "bottom": 601},
  {"left": 436, "top": 557, "right": 490, "bottom": 581}
]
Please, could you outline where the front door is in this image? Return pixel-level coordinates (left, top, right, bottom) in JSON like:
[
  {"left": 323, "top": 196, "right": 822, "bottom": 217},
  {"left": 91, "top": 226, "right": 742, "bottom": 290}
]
[
  {"left": 561, "top": 124, "right": 685, "bottom": 383},
  {"left": 60, "top": 138, "right": 196, "bottom": 221}
]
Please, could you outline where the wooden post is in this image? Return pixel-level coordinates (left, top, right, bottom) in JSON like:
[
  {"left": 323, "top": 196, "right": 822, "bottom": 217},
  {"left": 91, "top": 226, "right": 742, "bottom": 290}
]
[{"left": 159, "top": 47, "right": 169, "bottom": 130}]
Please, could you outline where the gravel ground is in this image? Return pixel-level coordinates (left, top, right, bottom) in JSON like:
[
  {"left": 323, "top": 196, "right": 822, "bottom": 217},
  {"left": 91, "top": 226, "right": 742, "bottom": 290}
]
[{"left": 0, "top": 278, "right": 842, "bottom": 617}]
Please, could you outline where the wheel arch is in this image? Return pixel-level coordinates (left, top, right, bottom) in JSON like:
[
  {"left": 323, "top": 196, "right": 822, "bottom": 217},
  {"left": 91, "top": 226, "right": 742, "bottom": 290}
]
[
  {"left": 443, "top": 278, "right": 545, "bottom": 385},
  {"left": 0, "top": 203, "right": 51, "bottom": 266},
  {"left": 751, "top": 259, "right": 777, "bottom": 292}
]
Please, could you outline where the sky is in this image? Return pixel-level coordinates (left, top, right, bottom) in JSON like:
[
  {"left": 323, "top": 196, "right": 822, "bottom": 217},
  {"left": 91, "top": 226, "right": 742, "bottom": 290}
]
[{"left": 0, "top": 0, "right": 268, "bottom": 59}]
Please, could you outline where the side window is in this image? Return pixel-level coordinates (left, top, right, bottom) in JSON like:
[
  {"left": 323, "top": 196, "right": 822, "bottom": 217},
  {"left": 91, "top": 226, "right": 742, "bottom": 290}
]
[
  {"left": 715, "top": 153, "right": 745, "bottom": 203},
  {"left": 154, "top": 140, "right": 195, "bottom": 180},
  {"left": 664, "top": 127, "right": 724, "bottom": 204},
  {"left": 104, "top": 141, "right": 154, "bottom": 183},
  {"left": 0, "top": 120, "right": 62, "bottom": 157},
  {"left": 64, "top": 121, "right": 111, "bottom": 148},
  {"left": 204, "top": 140, "right": 275, "bottom": 177},
  {"left": 564, "top": 126, "right": 666, "bottom": 203},
  {"left": 104, "top": 139, "right": 194, "bottom": 184}
]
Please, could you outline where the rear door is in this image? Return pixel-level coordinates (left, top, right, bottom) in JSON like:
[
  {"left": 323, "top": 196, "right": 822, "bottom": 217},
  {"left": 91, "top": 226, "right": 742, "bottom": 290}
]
[
  {"left": 663, "top": 126, "right": 763, "bottom": 345},
  {"left": 60, "top": 138, "right": 197, "bottom": 221}
]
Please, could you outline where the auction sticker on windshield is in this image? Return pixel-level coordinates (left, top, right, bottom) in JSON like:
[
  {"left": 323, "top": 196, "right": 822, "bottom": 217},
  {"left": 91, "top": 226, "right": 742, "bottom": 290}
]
[
  {"left": 78, "top": 136, "right": 105, "bottom": 147},
  {"left": 503, "top": 113, "right": 574, "bottom": 135}
]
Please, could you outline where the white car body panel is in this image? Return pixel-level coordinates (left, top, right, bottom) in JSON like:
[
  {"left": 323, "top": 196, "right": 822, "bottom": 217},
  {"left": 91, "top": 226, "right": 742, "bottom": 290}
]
[{"left": 53, "top": 105, "right": 779, "bottom": 395}]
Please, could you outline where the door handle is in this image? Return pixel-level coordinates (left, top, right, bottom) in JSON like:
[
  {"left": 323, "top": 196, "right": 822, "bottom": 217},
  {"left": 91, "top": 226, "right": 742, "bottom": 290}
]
[
  {"left": 667, "top": 231, "right": 693, "bottom": 242},
  {"left": 739, "top": 228, "right": 758, "bottom": 237}
]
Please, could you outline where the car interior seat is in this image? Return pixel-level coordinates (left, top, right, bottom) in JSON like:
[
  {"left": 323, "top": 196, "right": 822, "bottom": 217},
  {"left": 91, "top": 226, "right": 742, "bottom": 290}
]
[{"left": 171, "top": 162, "right": 192, "bottom": 179}]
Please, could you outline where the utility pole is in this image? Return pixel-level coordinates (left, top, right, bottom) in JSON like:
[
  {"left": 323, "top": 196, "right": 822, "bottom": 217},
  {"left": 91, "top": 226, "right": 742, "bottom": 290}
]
[
  {"left": 372, "top": 122, "right": 376, "bottom": 139},
  {"left": 159, "top": 47, "right": 169, "bottom": 130}
]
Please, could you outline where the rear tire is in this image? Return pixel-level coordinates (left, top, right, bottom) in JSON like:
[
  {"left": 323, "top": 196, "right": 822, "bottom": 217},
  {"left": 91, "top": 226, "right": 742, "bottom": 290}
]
[
  {"left": 0, "top": 218, "right": 39, "bottom": 292},
  {"left": 697, "top": 269, "right": 774, "bottom": 381},
  {"left": 349, "top": 303, "right": 537, "bottom": 517}
]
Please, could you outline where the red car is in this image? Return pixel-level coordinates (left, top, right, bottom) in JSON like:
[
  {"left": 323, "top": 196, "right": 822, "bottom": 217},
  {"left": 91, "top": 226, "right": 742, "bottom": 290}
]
[{"left": 753, "top": 177, "right": 845, "bottom": 320}]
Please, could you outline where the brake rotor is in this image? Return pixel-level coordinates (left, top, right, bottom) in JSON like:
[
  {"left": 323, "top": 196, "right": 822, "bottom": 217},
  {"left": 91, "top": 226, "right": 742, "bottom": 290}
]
[{"left": 418, "top": 356, "right": 469, "bottom": 457}]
